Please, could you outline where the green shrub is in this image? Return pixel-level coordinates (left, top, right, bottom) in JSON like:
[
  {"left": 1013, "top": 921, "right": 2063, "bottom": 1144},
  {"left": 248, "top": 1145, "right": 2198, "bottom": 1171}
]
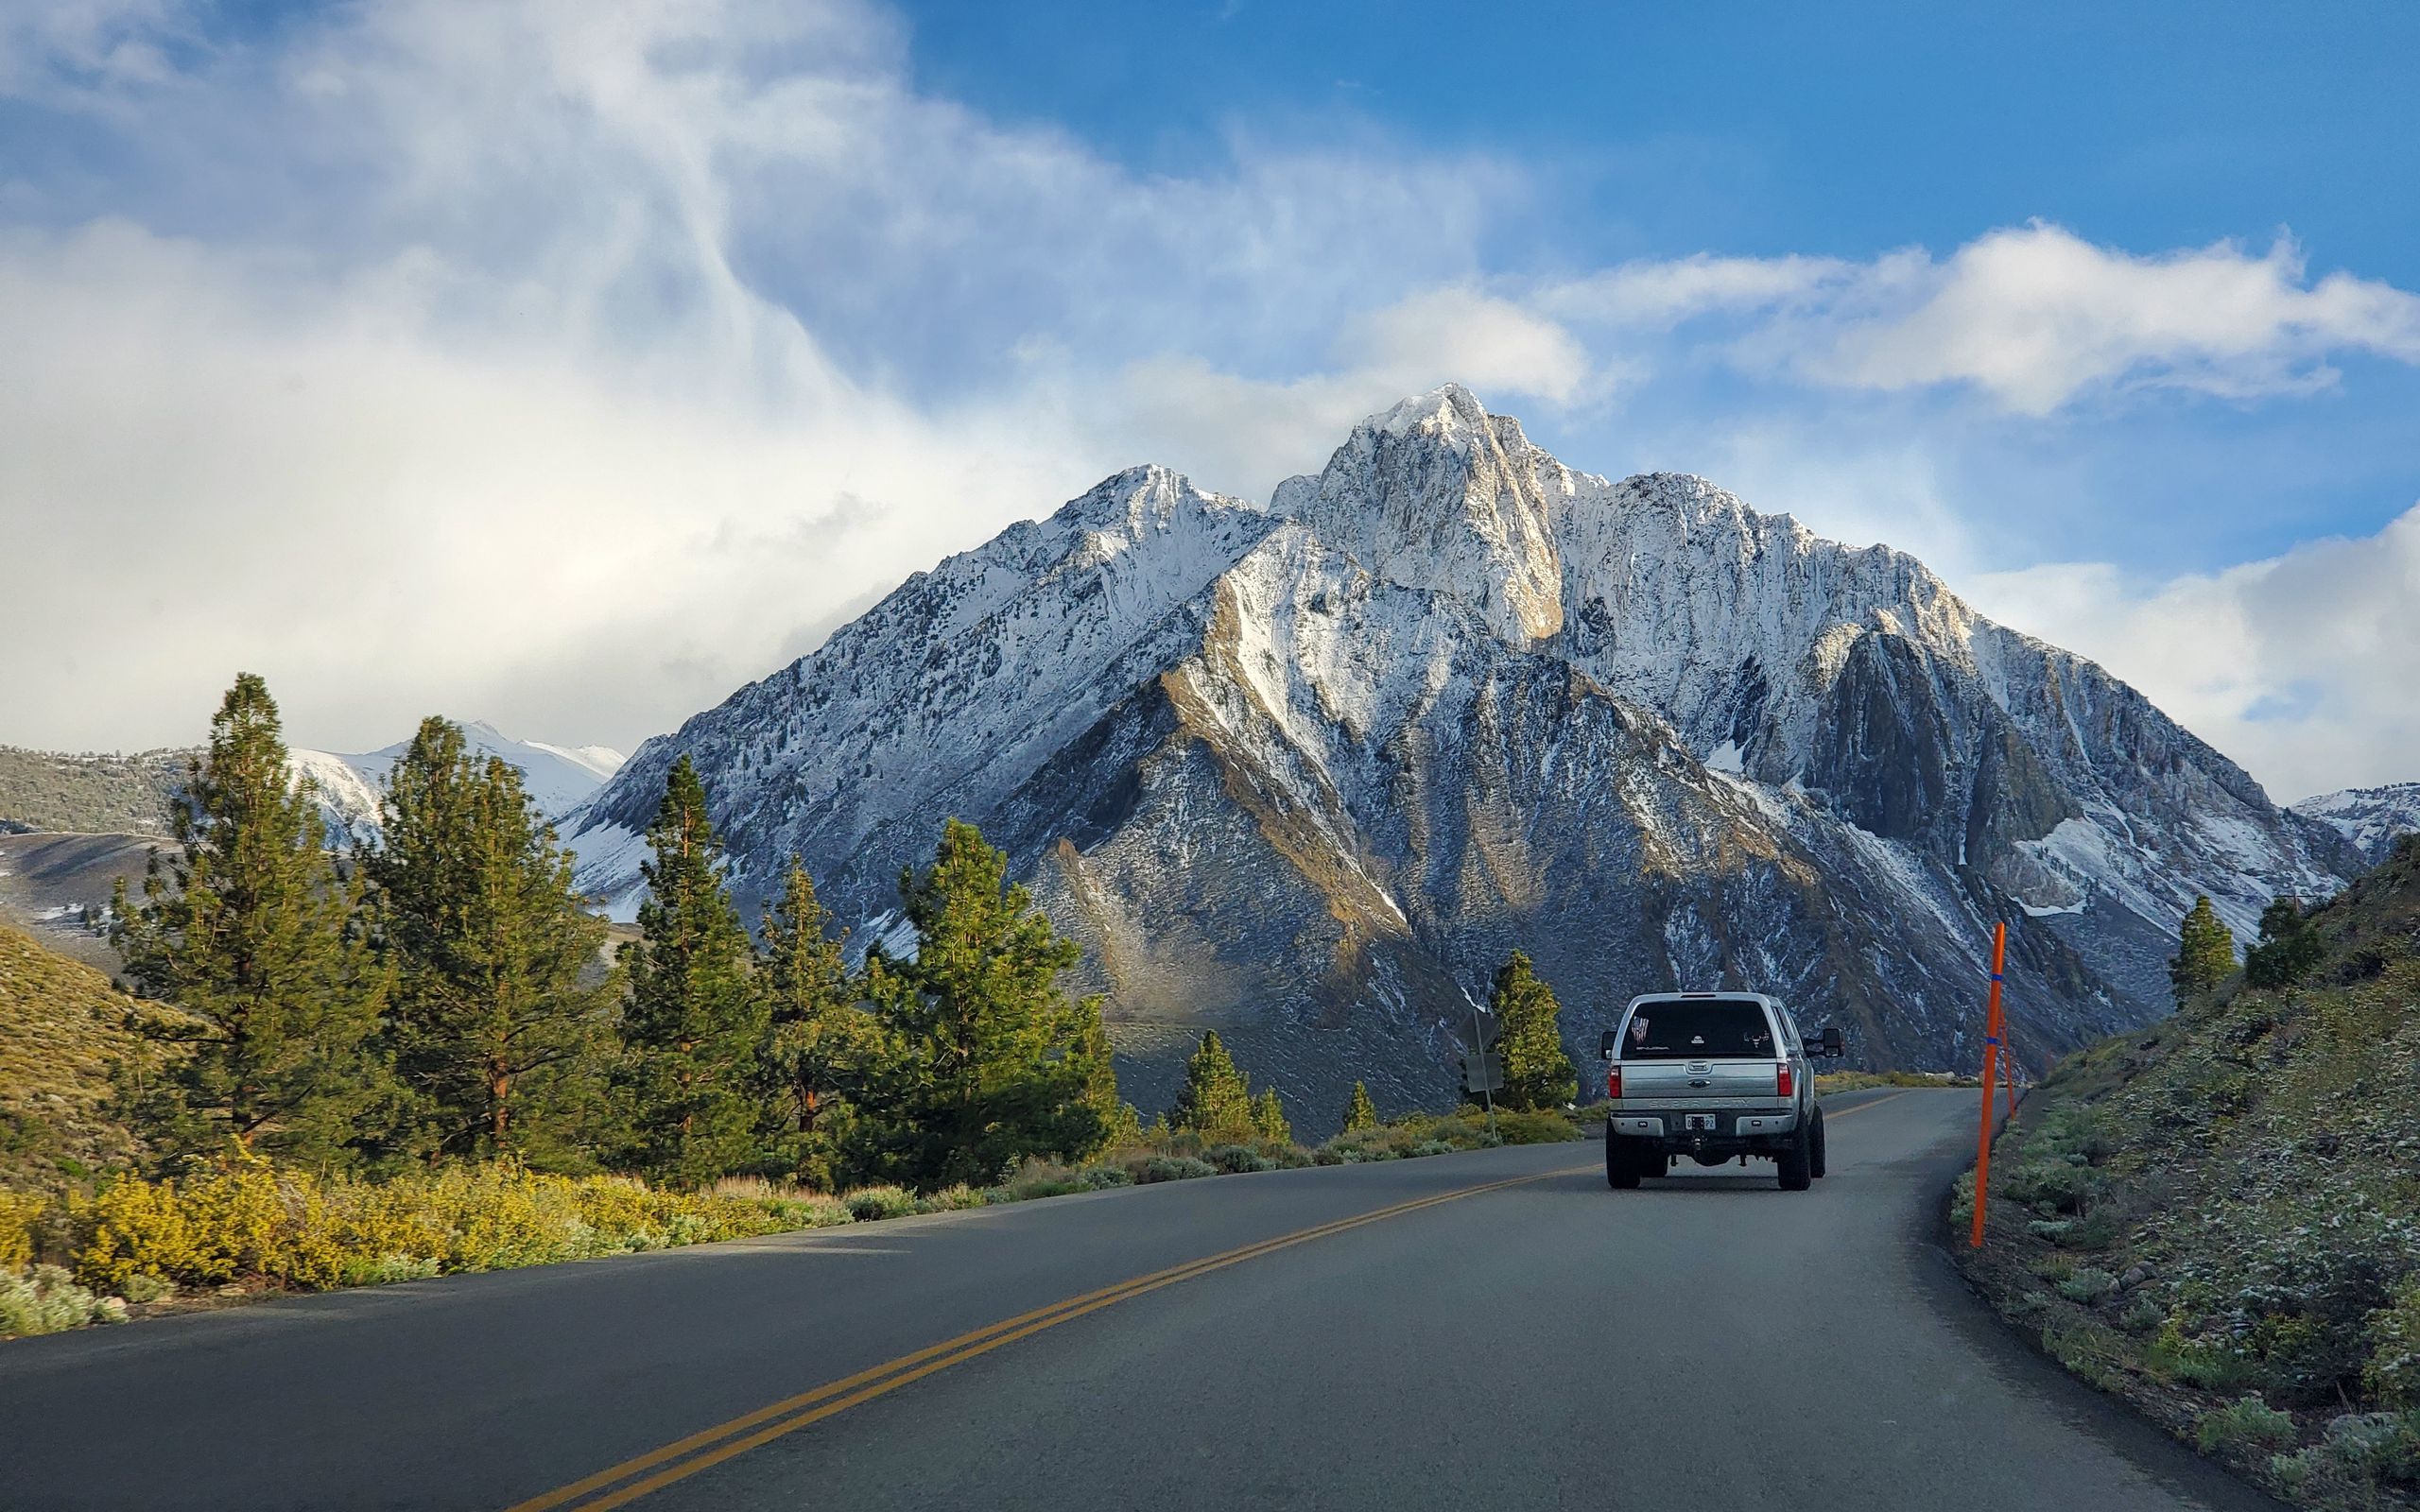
[
  {"left": 2002, "top": 1160, "right": 2098, "bottom": 1214},
  {"left": 2197, "top": 1395, "right": 2297, "bottom": 1456},
  {"left": 117, "top": 1272, "right": 177, "bottom": 1303},
  {"left": 2367, "top": 1278, "right": 2420, "bottom": 1411},
  {"left": 2150, "top": 1324, "right": 2256, "bottom": 1392},
  {"left": 842, "top": 1186, "right": 920, "bottom": 1222},
  {"left": 1202, "top": 1144, "right": 1272, "bottom": 1175},
  {"left": 0, "top": 1264, "right": 124, "bottom": 1337},
  {"left": 1488, "top": 1108, "right": 1582, "bottom": 1145},
  {"left": 2316, "top": 1412, "right": 2420, "bottom": 1483},
  {"left": 1132, "top": 1156, "right": 1216, "bottom": 1185},
  {"left": 2058, "top": 1267, "right": 2118, "bottom": 1305}
]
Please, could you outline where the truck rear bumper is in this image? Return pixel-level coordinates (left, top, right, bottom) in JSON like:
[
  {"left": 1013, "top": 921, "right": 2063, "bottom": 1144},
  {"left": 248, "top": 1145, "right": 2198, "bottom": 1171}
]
[{"left": 1609, "top": 1108, "right": 1798, "bottom": 1140}]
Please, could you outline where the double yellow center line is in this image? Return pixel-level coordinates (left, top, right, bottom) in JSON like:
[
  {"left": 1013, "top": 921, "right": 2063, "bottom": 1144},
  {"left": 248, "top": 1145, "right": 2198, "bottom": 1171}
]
[{"left": 506, "top": 1161, "right": 1589, "bottom": 1511}]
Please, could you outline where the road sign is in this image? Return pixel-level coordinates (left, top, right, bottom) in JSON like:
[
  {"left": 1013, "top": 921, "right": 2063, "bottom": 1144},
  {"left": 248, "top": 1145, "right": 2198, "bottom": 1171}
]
[
  {"left": 1461, "top": 1052, "right": 1504, "bottom": 1095},
  {"left": 1469, "top": 1011, "right": 1503, "bottom": 1048}
]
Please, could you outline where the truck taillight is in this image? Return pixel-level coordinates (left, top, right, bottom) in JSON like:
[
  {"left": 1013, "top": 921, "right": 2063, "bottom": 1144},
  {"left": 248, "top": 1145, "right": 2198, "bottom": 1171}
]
[
  {"left": 1606, "top": 1064, "right": 1622, "bottom": 1098},
  {"left": 1775, "top": 1060, "right": 1793, "bottom": 1097}
]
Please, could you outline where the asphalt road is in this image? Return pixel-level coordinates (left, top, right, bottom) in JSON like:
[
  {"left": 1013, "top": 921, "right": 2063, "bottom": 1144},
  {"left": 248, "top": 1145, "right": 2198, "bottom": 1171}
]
[{"left": 0, "top": 1090, "right": 2280, "bottom": 1511}]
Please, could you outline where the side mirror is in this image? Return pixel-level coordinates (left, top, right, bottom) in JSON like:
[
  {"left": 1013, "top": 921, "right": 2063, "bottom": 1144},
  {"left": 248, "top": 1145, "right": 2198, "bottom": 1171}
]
[
  {"left": 1819, "top": 1026, "right": 1846, "bottom": 1059},
  {"left": 1598, "top": 1029, "right": 1619, "bottom": 1060}
]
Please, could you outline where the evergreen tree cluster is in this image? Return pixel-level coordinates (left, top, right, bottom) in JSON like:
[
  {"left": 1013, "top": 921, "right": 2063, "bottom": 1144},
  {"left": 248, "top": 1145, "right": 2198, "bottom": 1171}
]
[
  {"left": 112, "top": 676, "right": 1127, "bottom": 1192},
  {"left": 2243, "top": 897, "right": 2325, "bottom": 989}
]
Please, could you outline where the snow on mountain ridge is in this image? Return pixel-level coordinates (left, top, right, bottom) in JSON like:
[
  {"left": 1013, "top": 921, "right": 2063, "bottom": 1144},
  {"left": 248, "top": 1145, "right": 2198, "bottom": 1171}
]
[
  {"left": 2291, "top": 782, "right": 2420, "bottom": 868},
  {"left": 295, "top": 721, "right": 624, "bottom": 841},
  {"left": 563, "top": 387, "right": 2368, "bottom": 1114}
]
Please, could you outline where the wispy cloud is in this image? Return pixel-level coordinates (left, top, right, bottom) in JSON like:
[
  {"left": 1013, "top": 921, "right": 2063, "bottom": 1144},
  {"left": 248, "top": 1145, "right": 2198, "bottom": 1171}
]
[{"left": 1543, "top": 224, "right": 2420, "bottom": 415}]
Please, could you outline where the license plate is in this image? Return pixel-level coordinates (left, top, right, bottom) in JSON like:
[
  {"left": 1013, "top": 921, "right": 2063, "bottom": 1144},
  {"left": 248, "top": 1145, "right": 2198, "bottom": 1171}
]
[{"left": 1685, "top": 1114, "right": 1719, "bottom": 1131}]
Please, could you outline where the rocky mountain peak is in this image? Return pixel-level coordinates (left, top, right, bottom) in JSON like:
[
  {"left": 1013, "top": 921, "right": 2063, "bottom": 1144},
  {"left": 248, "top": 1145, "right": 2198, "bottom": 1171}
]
[{"left": 1271, "top": 384, "right": 1564, "bottom": 645}]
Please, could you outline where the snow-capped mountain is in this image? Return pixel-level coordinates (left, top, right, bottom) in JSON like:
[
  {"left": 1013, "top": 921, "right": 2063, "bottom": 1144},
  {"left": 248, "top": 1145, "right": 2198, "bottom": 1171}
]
[
  {"left": 564, "top": 387, "right": 2360, "bottom": 1116},
  {"left": 296, "top": 721, "right": 626, "bottom": 842},
  {"left": 2290, "top": 783, "right": 2420, "bottom": 868}
]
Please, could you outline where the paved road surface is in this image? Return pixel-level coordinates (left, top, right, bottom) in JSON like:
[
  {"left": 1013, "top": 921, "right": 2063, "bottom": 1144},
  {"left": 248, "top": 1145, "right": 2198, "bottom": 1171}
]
[{"left": 0, "top": 1090, "right": 2278, "bottom": 1510}]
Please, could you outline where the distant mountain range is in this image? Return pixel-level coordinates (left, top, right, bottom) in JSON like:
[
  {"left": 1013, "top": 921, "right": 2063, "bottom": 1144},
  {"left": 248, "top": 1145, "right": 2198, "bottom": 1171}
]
[
  {"left": 562, "top": 386, "right": 2394, "bottom": 1114},
  {"left": 2290, "top": 782, "right": 2420, "bottom": 868},
  {"left": 0, "top": 724, "right": 622, "bottom": 958},
  {"left": 293, "top": 722, "right": 627, "bottom": 842}
]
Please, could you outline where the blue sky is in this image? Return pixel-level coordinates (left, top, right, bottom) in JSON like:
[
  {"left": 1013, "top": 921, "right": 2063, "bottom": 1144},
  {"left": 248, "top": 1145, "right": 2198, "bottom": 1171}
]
[{"left": 1, "top": 1, "right": 2415, "bottom": 798}]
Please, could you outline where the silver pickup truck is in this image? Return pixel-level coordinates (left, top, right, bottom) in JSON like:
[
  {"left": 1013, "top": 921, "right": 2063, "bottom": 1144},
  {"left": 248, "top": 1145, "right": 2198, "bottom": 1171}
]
[{"left": 1597, "top": 992, "right": 1846, "bottom": 1192}]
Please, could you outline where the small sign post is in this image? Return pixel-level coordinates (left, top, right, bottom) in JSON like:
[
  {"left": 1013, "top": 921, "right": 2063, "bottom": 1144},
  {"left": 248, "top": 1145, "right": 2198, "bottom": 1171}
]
[
  {"left": 1464, "top": 1003, "right": 1501, "bottom": 1142},
  {"left": 1970, "top": 921, "right": 2008, "bottom": 1249}
]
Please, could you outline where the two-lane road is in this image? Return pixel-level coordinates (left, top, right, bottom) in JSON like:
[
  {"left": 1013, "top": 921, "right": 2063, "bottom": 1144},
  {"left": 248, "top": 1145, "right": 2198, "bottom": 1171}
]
[{"left": 0, "top": 1091, "right": 2277, "bottom": 1510}]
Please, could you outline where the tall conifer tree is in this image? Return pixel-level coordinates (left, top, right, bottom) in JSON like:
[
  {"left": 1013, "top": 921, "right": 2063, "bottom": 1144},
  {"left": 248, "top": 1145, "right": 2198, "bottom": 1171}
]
[
  {"left": 1490, "top": 949, "right": 1576, "bottom": 1111},
  {"left": 371, "top": 717, "right": 616, "bottom": 1164},
  {"left": 1250, "top": 1086, "right": 1291, "bottom": 1144},
  {"left": 759, "top": 856, "right": 873, "bottom": 1187},
  {"left": 616, "top": 757, "right": 764, "bottom": 1186},
  {"left": 1169, "top": 1030, "right": 1254, "bottom": 1143},
  {"left": 864, "top": 818, "right": 1115, "bottom": 1187},
  {"left": 2169, "top": 895, "right": 2237, "bottom": 1005},
  {"left": 1342, "top": 1080, "right": 1380, "bottom": 1134},
  {"left": 112, "top": 673, "right": 387, "bottom": 1166}
]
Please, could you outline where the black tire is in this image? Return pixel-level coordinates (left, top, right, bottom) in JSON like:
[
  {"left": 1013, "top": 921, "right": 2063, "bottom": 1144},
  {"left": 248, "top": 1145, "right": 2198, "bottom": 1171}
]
[
  {"left": 1777, "top": 1122, "right": 1813, "bottom": 1191},
  {"left": 1606, "top": 1137, "right": 1643, "bottom": 1190},
  {"left": 1809, "top": 1108, "right": 1828, "bottom": 1179}
]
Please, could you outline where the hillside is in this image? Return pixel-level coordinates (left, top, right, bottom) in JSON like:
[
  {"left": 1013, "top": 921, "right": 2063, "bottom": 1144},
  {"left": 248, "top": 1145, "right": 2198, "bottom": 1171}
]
[
  {"left": 565, "top": 386, "right": 2359, "bottom": 1114},
  {"left": 1962, "top": 834, "right": 2420, "bottom": 1510},
  {"left": 0, "top": 919, "right": 182, "bottom": 1186},
  {"left": 0, "top": 747, "right": 187, "bottom": 836}
]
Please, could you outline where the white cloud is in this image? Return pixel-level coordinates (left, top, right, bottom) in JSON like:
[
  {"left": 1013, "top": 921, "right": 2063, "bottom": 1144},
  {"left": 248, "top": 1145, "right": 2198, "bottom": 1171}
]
[
  {"left": 1108, "top": 287, "right": 1599, "bottom": 498},
  {"left": 1788, "top": 225, "right": 2420, "bottom": 414},
  {"left": 1538, "top": 225, "right": 2420, "bottom": 417},
  {"left": 1538, "top": 251, "right": 1857, "bottom": 328},
  {"left": 1964, "top": 505, "right": 2420, "bottom": 801},
  {"left": 0, "top": 0, "right": 1539, "bottom": 753}
]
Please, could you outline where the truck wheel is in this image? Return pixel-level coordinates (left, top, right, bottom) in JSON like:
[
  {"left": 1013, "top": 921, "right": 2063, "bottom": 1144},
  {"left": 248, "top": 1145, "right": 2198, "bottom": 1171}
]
[
  {"left": 1606, "top": 1137, "right": 1642, "bottom": 1190},
  {"left": 1777, "top": 1124, "right": 1813, "bottom": 1191},
  {"left": 1809, "top": 1108, "right": 1828, "bottom": 1179}
]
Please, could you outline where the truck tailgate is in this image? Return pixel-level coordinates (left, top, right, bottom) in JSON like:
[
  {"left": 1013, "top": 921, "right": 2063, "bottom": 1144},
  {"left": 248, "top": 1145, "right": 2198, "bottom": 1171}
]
[{"left": 1616, "top": 1057, "right": 1784, "bottom": 1106}]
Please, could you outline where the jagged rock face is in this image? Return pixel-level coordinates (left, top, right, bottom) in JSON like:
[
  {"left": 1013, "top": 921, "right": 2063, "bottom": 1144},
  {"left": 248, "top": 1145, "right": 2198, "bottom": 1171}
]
[{"left": 565, "top": 387, "right": 2366, "bottom": 1126}]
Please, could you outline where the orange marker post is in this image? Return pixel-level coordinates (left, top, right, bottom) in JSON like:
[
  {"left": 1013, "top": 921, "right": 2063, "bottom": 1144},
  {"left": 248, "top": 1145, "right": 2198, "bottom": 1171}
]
[{"left": 1970, "top": 921, "right": 2007, "bottom": 1249}]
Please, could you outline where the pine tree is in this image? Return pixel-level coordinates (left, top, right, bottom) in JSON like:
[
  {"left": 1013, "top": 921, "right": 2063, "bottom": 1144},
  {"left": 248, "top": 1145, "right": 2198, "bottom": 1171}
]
[
  {"left": 1342, "top": 1079, "right": 1379, "bottom": 1134},
  {"left": 863, "top": 818, "right": 1115, "bottom": 1187},
  {"left": 1490, "top": 950, "right": 1577, "bottom": 1111},
  {"left": 371, "top": 718, "right": 616, "bottom": 1165},
  {"left": 1169, "top": 1030, "right": 1254, "bottom": 1143},
  {"left": 759, "top": 856, "right": 874, "bottom": 1187},
  {"left": 2243, "top": 896, "right": 2325, "bottom": 989},
  {"left": 1250, "top": 1086, "right": 1291, "bottom": 1144},
  {"left": 2169, "top": 895, "right": 2237, "bottom": 1005},
  {"left": 615, "top": 757, "right": 765, "bottom": 1187},
  {"left": 112, "top": 674, "right": 388, "bottom": 1167}
]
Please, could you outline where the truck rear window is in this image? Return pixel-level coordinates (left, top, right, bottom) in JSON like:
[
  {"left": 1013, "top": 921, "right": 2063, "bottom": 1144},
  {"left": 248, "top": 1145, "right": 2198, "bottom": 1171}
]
[{"left": 1619, "top": 1000, "right": 1777, "bottom": 1060}]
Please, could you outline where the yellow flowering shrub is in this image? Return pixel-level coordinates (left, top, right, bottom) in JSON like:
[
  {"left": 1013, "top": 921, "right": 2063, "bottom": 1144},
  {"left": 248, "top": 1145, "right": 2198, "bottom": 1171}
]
[
  {"left": 69, "top": 1154, "right": 812, "bottom": 1293},
  {"left": 0, "top": 1190, "right": 45, "bottom": 1269}
]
